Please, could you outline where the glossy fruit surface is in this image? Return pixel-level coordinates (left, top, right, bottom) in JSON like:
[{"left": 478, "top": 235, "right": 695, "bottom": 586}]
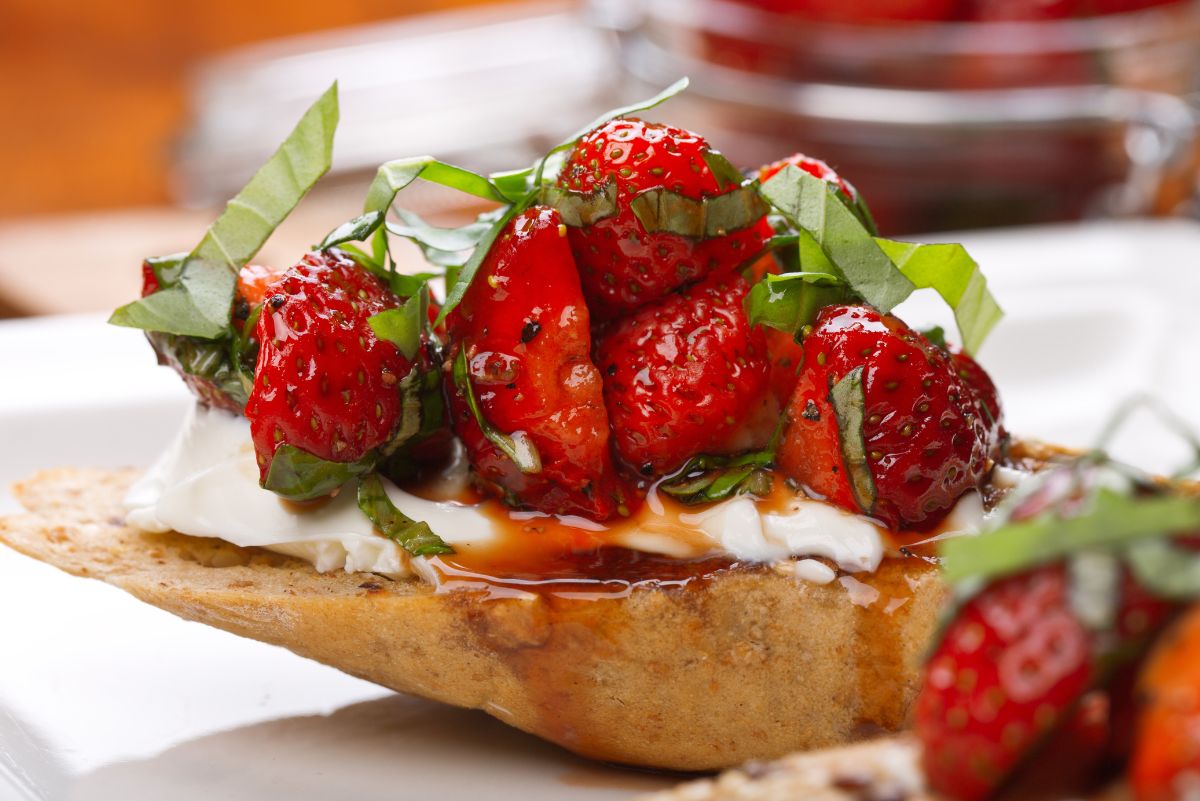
[
  {"left": 446, "top": 206, "right": 630, "bottom": 519},
  {"left": 914, "top": 565, "right": 1094, "bottom": 801},
  {"left": 557, "top": 117, "right": 771, "bottom": 320},
  {"left": 246, "top": 249, "right": 410, "bottom": 480},
  {"left": 596, "top": 268, "right": 774, "bottom": 477},
  {"left": 777, "top": 304, "right": 991, "bottom": 529}
]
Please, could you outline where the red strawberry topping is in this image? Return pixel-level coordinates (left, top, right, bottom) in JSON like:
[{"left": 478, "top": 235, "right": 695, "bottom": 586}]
[
  {"left": 557, "top": 117, "right": 771, "bottom": 319},
  {"left": 914, "top": 565, "right": 1096, "bottom": 801},
  {"left": 446, "top": 206, "right": 630, "bottom": 520},
  {"left": 596, "top": 268, "right": 775, "bottom": 478},
  {"left": 246, "top": 249, "right": 411, "bottom": 481},
  {"left": 776, "top": 304, "right": 991, "bottom": 529},
  {"left": 951, "top": 347, "right": 1007, "bottom": 453},
  {"left": 758, "top": 152, "right": 857, "bottom": 202}
]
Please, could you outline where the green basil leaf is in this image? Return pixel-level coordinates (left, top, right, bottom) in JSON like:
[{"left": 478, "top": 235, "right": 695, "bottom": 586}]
[
  {"left": 262, "top": 443, "right": 376, "bottom": 502},
  {"left": 145, "top": 252, "right": 188, "bottom": 290},
  {"left": 874, "top": 238, "right": 1004, "bottom": 356},
  {"left": 744, "top": 271, "right": 849, "bottom": 334},
  {"left": 357, "top": 473, "right": 453, "bottom": 557},
  {"left": 759, "top": 166, "right": 915, "bottom": 315},
  {"left": 533, "top": 77, "right": 690, "bottom": 186},
  {"left": 436, "top": 189, "right": 538, "bottom": 326},
  {"left": 629, "top": 184, "right": 769, "bottom": 239},
  {"left": 320, "top": 210, "right": 385, "bottom": 250},
  {"left": 921, "top": 325, "right": 948, "bottom": 351},
  {"left": 146, "top": 331, "right": 248, "bottom": 409},
  {"left": 368, "top": 287, "right": 428, "bottom": 361},
  {"left": 490, "top": 167, "right": 535, "bottom": 204},
  {"left": 112, "top": 83, "right": 339, "bottom": 339},
  {"left": 1127, "top": 539, "right": 1200, "bottom": 600},
  {"left": 702, "top": 149, "right": 746, "bottom": 189},
  {"left": 659, "top": 449, "right": 774, "bottom": 504},
  {"left": 388, "top": 208, "right": 493, "bottom": 253},
  {"left": 940, "top": 486, "right": 1200, "bottom": 585},
  {"left": 363, "top": 156, "right": 504, "bottom": 216},
  {"left": 451, "top": 347, "right": 541, "bottom": 474},
  {"left": 538, "top": 181, "right": 619, "bottom": 227},
  {"left": 829, "top": 366, "right": 876, "bottom": 513}
]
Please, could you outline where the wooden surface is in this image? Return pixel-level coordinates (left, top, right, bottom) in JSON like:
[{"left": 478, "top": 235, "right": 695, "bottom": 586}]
[
  {"left": 0, "top": 0, "right": 509, "bottom": 219},
  {"left": 0, "top": 184, "right": 460, "bottom": 318}
]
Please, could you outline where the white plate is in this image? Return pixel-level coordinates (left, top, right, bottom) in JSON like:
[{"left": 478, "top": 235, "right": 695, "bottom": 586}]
[{"left": 2, "top": 220, "right": 1199, "bottom": 801}]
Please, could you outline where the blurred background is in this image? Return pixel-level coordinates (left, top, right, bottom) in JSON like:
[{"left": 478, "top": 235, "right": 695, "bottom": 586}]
[{"left": 1, "top": 0, "right": 1199, "bottom": 318}]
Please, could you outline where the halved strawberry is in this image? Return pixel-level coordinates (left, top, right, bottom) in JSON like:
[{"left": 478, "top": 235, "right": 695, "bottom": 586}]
[
  {"left": 445, "top": 206, "right": 630, "bottom": 520},
  {"left": 595, "top": 268, "right": 775, "bottom": 478},
  {"left": 776, "top": 304, "right": 992, "bottom": 529},
  {"left": 557, "top": 117, "right": 771, "bottom": 320},
  {"left": 246, "top": 249, "right": 413, "bottom": 484}
]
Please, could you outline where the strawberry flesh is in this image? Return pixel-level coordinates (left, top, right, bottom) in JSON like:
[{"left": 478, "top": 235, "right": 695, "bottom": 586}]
[{"left": 446, "top": 206, "right": 630, "bottom": 520}]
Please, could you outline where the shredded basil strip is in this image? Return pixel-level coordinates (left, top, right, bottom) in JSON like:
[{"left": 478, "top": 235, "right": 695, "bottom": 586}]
[
  {"left": 754, "top": 166, "right": 1003, "bottom": 354},
  {"left": 539, "top": 181, "right": 620, "bottom": 227},
  {"left": 659, "top": 450, "right": 774, "bottom": 504},
  {"left": 828, "top": 367, "right": 877, "bottom": 514},
  {"left": 363, "top": 156, "right": 505, "bottom": 215},
  {"left": 451, "top": 347, "right": 541, "bottom": 474},
  {"left": 744, "top": 271, "right": 848, "bottom": 334},
  {"left": 760, "top": 166, "right": 914, "bottom": 314},
  {"left": 702, "top": 149, "right": 748, "bottom": 189},
  {"left": 357, "top": 473, "right": 453, "bottom": 557},
  {"left": 629, "top": 184, "right": 769, "bottom": 239},
  {"left": 874, "top": 239, "right": 1003, "bottom": 356},
  {"left": 1127, "top": 538, "right": 1200, "bottom": 600},
  {"left": 262, "top": 443, "right": 377, "bottom": 502},
  {"left": 941, "top": 485, "right": 1200, "bottom": 585},
  {"left": 111, "top": 83, "right": 339, "bottom": 339},
  {"left": 368, "top": 287, "right": 428, "bottom": 361}
]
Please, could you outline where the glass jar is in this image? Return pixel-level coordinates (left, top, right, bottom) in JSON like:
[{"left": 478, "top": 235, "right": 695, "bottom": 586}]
[{"left": 603, "top": 0, "right": 1200, "bottom": 232}]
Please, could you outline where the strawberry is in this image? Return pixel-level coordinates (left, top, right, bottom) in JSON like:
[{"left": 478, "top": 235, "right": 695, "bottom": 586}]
[
  {"left": 245, "top": 249, "right": 412, "bottom": 482},
  {"left": 776, "top": 304, "right": 992, "bottom": 529},
  {"left": 595, "top": 268, "right": 775, "bottom": 478},
  {"left": 556, "top": 117, "right": 771, "bottom": 319},
  {"left": 914, "top": 565, "right": 1096, "bottom": 801},
  {"left": 141, "top": 260, "right": 288, "bottom": 413},
  {"left": 445, "top": 206, "right": 630, "bottom": 520},
  {"left": 951, "top": 348, "right": 1007, "bottom": 456},
  {"left": 758, "top": 153, "right": 857, "bottom": 203},
  {"left": 1130, "top": 605, "right": 1200, "bottom": 801}
]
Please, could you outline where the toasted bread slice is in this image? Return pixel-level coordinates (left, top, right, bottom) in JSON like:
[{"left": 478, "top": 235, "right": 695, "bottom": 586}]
[{"left": 0, "top": 466, "right": 959, "bottom": 771}]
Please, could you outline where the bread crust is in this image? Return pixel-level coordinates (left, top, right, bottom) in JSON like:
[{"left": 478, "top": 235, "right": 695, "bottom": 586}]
[{"left": 0, "top": 467, "right": 960, "bottom": 771}]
